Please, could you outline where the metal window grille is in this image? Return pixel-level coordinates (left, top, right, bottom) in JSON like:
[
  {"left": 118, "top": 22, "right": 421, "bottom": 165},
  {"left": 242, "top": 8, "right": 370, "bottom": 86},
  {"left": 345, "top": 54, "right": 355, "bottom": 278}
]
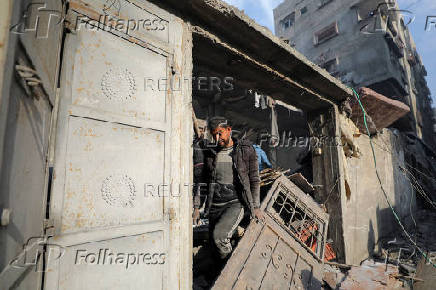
[{"left": 267, "top": 184, "right": 327, "bottom": 260}]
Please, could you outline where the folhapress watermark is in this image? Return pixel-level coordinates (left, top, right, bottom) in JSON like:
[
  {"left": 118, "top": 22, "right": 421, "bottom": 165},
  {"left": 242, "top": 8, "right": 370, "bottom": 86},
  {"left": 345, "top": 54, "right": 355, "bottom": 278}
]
[
  {"left": 425, "top": 16, "right": 436, "bottom": 31},
  {"left": 75, "top": 249, "right": 166, "bottom": 269},
  {"left": 9, "top": 236, "right": 65, "bottom": 272},
  {"left": 10, "top": 2, "right": 167, "bottom": 39},
  {"left": 75, "top": 14, "right": 167, "bottom": 34},
  {"left": 10, "top": 2, "right": 64, "bottom": 38},
  {"left": 360, "top": 2, "right": 415, "bottom": 35},
  {"left": 257, "top": 131, "right": 343, "bottom": 149}
]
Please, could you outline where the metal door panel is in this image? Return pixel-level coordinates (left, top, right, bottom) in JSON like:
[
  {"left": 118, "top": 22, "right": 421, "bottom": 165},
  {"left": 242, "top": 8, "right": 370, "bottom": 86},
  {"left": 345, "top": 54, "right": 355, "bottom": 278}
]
[
  {"left": 261, "top": 238, "right": 299, "bottom": 289},
  {"left": 0, "top": 77, "right": 52, "bottom": 289},
  {"left": 47, "top": 231, "right": 164, "bottom": 290},
  {"left": 212, "top": 176, "right": 327, "bottom": 290},
  {"left": 0, "top": 27, "right": 56, "bottom": 288},
  {"left": 69, "top": 29, "right": 167, "bottom": 123},
  {"left": 45, "top": 1, "right": 191, "bottom": 288},
  {"left": 19, "top": 0, "right": 64, "bottom": 104},
  {"left": 60, "top": 117, "right": 164, "bottom": 234},
  {"left": 69, "top": 0, "right": 170, "bottom": 45},
  {"left": 292, "top": 255, "right": 316, "bottom": 290},
  {"left": 232, "top": 226, "right": 278, "bottom": 290}
]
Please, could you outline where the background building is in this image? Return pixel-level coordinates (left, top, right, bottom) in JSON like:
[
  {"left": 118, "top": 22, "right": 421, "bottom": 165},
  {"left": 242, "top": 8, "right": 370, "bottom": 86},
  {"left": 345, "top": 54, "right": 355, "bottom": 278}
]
[{"left": 273, "top": 0, "right": 435, "bottom": 147}]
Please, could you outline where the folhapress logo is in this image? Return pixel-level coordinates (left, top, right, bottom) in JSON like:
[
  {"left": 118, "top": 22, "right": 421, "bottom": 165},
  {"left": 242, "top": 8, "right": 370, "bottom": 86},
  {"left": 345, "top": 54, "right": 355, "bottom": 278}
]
[
  {"left": 10, "top": 3, "right": 64, "bottom": 38},
  {"left": 9, "top": 237, "right": 65, "bottom": 272},
  {"left": 360, "top": 2, "right": 415, "bottom": 35},
  {"left": 75, "top": 249, "right": 166, "bottom": 269},
  {"left": 425, "top": 16, "right": 436, "bottom": 31}
]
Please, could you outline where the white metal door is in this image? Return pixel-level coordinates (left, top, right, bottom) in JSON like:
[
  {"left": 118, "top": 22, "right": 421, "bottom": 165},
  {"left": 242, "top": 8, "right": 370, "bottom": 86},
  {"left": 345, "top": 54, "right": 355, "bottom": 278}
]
[
  {"left": 45, "top": 1, "right": 192, "bottom": 289},
  {"left": 0, "top": 0, "right": 63, "bottom": 288}
]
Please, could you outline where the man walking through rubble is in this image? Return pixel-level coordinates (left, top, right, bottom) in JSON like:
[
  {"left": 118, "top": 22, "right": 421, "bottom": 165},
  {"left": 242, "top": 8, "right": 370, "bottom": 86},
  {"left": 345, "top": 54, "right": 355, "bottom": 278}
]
[{"left": 193, "top": 116, "right": 264, "bottom": 262}]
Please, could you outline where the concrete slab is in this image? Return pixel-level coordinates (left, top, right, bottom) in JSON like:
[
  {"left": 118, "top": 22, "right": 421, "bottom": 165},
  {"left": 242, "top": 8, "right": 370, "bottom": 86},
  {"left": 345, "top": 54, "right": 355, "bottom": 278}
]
[{"left": 350, "top": 87, "right": 410, "bottom": 134}]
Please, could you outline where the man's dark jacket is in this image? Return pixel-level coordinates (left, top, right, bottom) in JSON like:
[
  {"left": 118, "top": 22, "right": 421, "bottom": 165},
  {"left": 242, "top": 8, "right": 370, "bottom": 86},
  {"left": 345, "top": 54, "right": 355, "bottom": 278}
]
[{"left": 193, "top": 137, "right": 260, "bottom": 217}]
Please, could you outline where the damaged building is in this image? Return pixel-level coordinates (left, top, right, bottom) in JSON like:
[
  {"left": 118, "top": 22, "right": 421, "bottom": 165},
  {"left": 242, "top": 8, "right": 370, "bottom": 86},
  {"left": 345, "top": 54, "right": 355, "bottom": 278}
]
[
  {"left": 0, "top": 0, "right": 435, "bottom": 289},
  {"left": 273, "top": 0, "right": 435, "bottom": 148}
]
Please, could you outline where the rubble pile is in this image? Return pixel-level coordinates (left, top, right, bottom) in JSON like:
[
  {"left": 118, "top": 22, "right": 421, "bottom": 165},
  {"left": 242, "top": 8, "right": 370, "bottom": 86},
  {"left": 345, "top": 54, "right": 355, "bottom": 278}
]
[
  {"left": 339, "top": 260, "right": 408, "bottom": 289},
  {"left": 212, "top": 176, "right": 328, "bottom": 289},
  {"left": 195, "top": 170, "right": 436, "bottom": 289},
  {"left": 321, "top": 210, "right": 436, "bottom": 289}
]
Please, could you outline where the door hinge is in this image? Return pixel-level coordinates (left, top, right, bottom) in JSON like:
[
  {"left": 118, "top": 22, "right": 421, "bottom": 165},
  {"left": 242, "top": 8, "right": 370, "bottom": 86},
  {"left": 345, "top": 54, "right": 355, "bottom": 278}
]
[{"left": 43, "top": 218, "right": 55, "bottom": 236}]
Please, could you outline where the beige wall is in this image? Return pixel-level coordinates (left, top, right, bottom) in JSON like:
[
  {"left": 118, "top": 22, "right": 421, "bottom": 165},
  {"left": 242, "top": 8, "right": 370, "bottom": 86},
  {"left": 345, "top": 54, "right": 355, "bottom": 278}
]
[{"left": 341, "top": 128, "right": 416, "bottom": 265}]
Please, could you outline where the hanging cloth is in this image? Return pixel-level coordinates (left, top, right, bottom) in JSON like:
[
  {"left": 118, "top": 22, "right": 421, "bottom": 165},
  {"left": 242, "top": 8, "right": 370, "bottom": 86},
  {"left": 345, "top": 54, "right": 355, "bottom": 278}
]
[{"left": 254, "top": 91, "right": 260, "bottom": 108}]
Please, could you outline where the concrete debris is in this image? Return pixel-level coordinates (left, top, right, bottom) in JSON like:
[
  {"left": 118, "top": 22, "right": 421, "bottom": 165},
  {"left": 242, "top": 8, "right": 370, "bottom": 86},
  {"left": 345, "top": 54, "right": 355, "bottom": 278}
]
[
  {"left": 350, "top": 87, "right": 410, "bottom": 135},
  {"left": 323, "top": 264, "right": 346, "bottom": 289},
  {"left": 322, "top": 213, "right": 436, "bottom": 290},
  {"left": 196, "top": 164, "right": 436, "bottom": 290},
  {"left": 414, "top": 256, "right": 436, "bottom": 290},
  {"left": 339, "top": 112, "right": 362, "bottom": 158},
  {"left": 288, "top": 172, "right": 315, "bottom": 194},
  {"left": 338, "top": 260, "right": 408, "bottom": 289}
]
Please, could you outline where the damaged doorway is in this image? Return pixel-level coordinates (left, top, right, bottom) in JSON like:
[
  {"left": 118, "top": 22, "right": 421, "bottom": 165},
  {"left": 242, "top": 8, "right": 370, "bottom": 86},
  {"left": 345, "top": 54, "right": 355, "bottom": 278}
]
[{"left": 191, "top": 27, "right": 324, "bottom": 288}]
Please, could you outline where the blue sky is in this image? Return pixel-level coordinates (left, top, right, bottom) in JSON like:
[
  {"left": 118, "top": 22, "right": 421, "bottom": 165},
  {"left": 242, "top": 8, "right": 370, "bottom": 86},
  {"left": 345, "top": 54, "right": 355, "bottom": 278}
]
[{"left": 223, "top": 0, "right": 435, "bottom": 106}]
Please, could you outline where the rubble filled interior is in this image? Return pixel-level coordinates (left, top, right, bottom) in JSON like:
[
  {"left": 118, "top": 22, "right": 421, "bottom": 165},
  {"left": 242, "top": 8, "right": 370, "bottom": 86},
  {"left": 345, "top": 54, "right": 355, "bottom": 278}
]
[
  {"left": 191, "top": 30, "right": 314, "bottom": 178},
  {"left": 190, "top": 30, "right": 436, "bottom": 289},
  {"left": 191, "top": 31, "right": 322, "bottom": 288}
]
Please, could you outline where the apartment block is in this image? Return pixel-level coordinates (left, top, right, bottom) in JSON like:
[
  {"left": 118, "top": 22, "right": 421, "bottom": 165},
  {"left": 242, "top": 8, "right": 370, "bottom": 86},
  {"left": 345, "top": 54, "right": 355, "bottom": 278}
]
[{"left": 274, "top": 0, "right": 434, "bottom": 147}]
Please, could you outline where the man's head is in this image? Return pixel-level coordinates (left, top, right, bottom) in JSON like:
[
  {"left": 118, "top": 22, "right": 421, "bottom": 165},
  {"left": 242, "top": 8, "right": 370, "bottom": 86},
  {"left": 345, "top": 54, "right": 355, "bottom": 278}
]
[{"left": 208, "top": 117, "right": 232, "bottom": 148}]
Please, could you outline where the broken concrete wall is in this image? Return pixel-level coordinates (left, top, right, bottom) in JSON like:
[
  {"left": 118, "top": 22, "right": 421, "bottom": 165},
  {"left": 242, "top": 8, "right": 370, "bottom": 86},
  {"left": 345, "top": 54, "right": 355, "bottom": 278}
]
[{"left": 341, "top": 128, "right": 416, "bottom": 265}]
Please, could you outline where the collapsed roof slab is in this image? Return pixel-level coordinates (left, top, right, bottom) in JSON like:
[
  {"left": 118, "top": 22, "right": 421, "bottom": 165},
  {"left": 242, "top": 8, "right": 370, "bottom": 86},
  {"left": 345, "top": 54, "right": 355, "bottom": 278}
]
[
  {"left": 351, "top": 87, "right": 411, "bottom": 134},
  {"left": 149, "top": 0, "right": 354, "bottom": 108}
]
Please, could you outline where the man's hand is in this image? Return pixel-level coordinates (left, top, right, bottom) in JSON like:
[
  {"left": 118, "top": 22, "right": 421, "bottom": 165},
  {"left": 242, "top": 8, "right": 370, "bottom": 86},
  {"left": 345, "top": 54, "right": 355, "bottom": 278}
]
[
  {"left": 192, "top": 208, "right": 200, "bottom": 225},
  {"left": 253, "top": 208, "right": 264, "bottom": 223}
]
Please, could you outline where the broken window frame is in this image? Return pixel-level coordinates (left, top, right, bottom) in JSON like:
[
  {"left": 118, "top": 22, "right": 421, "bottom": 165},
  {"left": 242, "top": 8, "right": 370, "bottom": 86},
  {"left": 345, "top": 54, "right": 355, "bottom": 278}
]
[
  {"left": 264, "top": 177, "right": 329, "bottom": 260},
  {"left": 320, "top": 57, "right": 339, "bottom": 75},
  {"left": 281, "top": 12, "right": 295, "bottom": 30},
  {"left": 313, "top": 22, "right": 339, "bottom": 45}
]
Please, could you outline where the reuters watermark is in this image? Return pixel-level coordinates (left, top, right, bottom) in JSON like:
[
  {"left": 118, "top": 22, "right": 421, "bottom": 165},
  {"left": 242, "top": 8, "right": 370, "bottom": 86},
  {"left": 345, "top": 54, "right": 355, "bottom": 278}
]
[
  {"left": 75, "top": 249, "right": 166, "bottom": 269},
  {"left": 144, "top": 76, "right": 234, "bottom": 92}
]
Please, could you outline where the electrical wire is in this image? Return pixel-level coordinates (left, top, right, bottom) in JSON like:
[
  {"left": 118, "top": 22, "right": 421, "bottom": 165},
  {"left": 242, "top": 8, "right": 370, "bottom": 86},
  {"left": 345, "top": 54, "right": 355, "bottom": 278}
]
[
  {"left": 365, "top": 126, "right": 436, "bottom": 209},
  {"left": 375, "top": 133, "right": 436, "bottom": 184},
  {"left": 351, "top": 88, "right": 436, "bottom": 269},
  {"left": 377, "top": 136, "right": 436, "bottom": 208},
  {"left": 401, "top": 166, "right": 436, "bottom": 210}
]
